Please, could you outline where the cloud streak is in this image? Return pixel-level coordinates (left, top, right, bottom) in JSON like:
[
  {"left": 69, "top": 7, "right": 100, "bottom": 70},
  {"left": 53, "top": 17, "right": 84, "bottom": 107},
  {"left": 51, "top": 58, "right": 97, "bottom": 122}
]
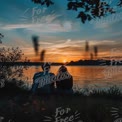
[{"left": 2, "top": 22, "right": 73, "bottom": 33}]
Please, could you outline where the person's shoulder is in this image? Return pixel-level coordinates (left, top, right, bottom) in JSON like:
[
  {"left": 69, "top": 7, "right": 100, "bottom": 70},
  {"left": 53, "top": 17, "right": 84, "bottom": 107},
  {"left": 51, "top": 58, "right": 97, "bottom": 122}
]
[
  {"left": 33, "top": 72, "right": 43, "bottom": 79},
  {"left": 34, "top": 72, "right": 43, "bottom": 76},
  {"left": 49, "top": 72, "right": 55, "bottom": 76},
  {"left": 66, "top": 73, "right": 73, "bottom": 79}
]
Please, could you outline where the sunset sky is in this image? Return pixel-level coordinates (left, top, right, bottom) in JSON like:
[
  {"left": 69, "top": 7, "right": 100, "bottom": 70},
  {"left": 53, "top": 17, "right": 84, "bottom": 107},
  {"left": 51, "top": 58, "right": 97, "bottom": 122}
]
[{"left": 0, "top": 0, "right": 122, "bottom": 62}]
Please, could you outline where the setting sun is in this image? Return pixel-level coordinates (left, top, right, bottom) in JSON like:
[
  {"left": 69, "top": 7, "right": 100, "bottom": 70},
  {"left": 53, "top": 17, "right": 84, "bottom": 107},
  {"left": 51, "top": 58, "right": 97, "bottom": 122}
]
[{"left": 63, "top": 59, "right": 67, "bottom": 63}]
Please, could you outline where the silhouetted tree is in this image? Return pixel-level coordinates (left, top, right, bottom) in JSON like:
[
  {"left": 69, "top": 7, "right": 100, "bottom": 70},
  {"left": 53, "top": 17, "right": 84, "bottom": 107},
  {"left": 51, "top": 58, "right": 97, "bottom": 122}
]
[
  {"left": 0, "top": 47, "right": 29, "bottom": 82},
  {"left": 32, "top": 36, "right": 40, "bottom": 56},
  {"left": 31, "top": 0, "right": 121, "bottom": 23}
]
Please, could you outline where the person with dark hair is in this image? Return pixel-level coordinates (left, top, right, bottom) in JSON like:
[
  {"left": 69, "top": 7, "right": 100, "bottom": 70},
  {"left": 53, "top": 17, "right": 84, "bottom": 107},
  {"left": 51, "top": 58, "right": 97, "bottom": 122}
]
[
  {"left": 56, "top": 65, "right": 73, "bottom": 94},
  {"left": 31, "top": 63, "right": 55, "bottom": 95}
]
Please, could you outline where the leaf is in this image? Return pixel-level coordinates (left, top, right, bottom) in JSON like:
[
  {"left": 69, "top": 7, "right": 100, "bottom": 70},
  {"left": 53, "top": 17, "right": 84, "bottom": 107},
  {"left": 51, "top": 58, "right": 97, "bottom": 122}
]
[
  {"left": 87, "top": 15, "right": 92, "bottom": 21},
  {"left": 85, "top": 5, "right": 90, "bottom": 12},
  {"left": 67, "top": 2, "right": 74, "bottom": 10}
]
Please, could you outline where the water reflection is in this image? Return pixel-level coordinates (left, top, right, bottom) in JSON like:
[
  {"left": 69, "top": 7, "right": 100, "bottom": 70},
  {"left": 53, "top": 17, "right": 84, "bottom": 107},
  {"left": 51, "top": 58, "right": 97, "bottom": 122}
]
[{"left": 24, "top": 66, "right": 122, "bottom": 88}]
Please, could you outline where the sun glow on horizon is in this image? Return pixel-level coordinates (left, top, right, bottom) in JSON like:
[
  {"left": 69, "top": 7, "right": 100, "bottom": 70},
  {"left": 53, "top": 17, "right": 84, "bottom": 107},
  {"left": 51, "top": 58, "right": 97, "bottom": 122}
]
[{"left": 63, "top": 59, "right": 67, "bottom": 63}]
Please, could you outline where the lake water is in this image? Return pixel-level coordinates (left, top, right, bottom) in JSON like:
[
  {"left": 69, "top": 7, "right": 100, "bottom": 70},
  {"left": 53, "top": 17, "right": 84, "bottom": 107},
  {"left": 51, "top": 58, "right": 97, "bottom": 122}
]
[{"left": 23, "top": 66, "right": 122, "bottom": 90}]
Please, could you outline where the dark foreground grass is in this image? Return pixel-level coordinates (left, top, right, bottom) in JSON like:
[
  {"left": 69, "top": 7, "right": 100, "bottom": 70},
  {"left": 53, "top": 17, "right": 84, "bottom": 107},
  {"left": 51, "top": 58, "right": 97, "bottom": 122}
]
[{"left": 0, "top": 81, "right": 122, "bottom": 122}]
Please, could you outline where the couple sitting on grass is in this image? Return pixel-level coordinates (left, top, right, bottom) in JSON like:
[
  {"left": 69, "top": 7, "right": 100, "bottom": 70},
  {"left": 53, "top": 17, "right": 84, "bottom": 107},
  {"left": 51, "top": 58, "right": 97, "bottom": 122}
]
[{"left": 31, "top": 63, "right": 73, "bottom": 95}]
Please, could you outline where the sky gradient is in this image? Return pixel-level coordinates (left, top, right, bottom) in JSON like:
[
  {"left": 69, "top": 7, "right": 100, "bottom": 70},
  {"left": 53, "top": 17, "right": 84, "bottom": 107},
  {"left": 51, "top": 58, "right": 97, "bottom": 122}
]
[{"left": 0, "top": 0, "right": 122, "bottom": 62}]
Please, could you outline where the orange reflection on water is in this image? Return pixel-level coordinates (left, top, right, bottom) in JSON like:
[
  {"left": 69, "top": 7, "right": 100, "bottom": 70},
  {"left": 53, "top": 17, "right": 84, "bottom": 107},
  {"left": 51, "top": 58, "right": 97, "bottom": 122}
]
[{"left": 23, "top": 66, "right": 122, "bottom": 88}]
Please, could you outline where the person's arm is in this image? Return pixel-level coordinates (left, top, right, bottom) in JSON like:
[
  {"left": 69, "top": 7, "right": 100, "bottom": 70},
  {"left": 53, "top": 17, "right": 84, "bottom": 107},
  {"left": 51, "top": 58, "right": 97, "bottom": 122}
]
[
  {"left": 31, "top": 74, "right": 39, "bottom": 94},
  {"left": 67, "top": 76, "right": 73, "bottom": 89},
  {"left": 51, "top": 73, "right": 55, "bottom": 85},
  {"left": 50, "top": 73, "right": 56, "bottom": 91},
  {"left": 70, "top": 76, "right": 73, "bottom": 88}
]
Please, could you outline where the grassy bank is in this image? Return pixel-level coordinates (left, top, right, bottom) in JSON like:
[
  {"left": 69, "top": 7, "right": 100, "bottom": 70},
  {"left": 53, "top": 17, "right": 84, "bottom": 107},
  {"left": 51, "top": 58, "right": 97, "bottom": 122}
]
[{"left": 0, "top": 80, "right": 122, "bottom": 122}]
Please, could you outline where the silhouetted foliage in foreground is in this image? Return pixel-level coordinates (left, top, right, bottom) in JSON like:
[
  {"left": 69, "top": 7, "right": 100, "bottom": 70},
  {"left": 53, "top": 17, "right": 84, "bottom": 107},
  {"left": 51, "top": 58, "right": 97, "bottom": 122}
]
[
  {"left": 0, "top": 82, "right": 121, "bottom": 122},
  {"left": 31, "top": 0, "right": 122, "bottom": 23},
  {"left": 32, "top": 0, "right": 54, "bottom": 7},
  {"left": 0, "top": 79, "right": 121, "bottom": 99},
  {"left": 0, "top": 47, "right": 29, "bottom": 83}
]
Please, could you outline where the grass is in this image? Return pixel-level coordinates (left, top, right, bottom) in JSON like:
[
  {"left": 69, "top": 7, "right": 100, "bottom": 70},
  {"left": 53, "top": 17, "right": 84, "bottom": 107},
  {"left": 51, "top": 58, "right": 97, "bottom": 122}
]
[{"left": 0, "top": 80, "right": 122, "bottom": 122}]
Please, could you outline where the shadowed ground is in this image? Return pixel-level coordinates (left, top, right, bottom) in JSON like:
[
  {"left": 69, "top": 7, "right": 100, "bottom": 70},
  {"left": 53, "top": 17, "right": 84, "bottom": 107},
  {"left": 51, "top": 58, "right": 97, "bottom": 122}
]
[{"left": 0, "top": 81, "right": 122, "bottom": 122}]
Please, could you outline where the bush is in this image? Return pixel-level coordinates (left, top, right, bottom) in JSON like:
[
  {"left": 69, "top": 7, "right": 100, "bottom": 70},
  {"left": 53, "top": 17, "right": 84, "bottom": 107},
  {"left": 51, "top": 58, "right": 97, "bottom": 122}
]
[{"left": 0, "top": 47, "right": 29, "bottom": 86}]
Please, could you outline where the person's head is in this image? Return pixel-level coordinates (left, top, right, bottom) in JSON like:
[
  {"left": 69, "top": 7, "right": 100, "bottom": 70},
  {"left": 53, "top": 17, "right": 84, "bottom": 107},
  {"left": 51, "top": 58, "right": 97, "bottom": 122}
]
[
  {"left": 41, "top": 63, "right": 51, "bottom": 73},
  {"left": 58, "top": 65, "right": 67, "bottom": 73}
]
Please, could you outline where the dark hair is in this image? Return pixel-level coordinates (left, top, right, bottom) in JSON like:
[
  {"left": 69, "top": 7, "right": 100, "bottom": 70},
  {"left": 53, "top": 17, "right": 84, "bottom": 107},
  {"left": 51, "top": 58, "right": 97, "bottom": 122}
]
[
  {"left": 41, "top": 63, "right": 51, "bottom": 71},
  {"left": 59, "top": 65, "right": 67, "bottom": 72}
]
